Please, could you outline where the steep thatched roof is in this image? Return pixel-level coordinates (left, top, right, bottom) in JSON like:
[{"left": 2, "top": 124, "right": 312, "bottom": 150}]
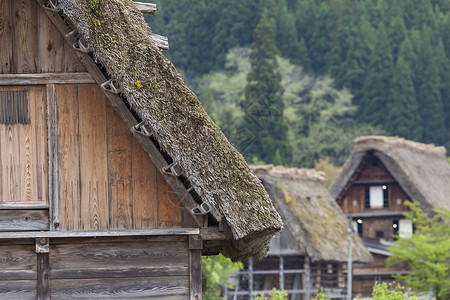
[
  {"left": 252, "top": 165, "right": 372, "bottom": 263},
  {"left": 56, "top": 0, "right": 282, "bottom": 260},
  {"left": 330, "top": 136, "right": 450, "bottom": 212}
]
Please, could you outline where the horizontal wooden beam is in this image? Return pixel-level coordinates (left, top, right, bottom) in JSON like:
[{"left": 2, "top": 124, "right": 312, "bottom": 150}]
[
  {"left": 0, "top": 73, "right": 95, "bottom": 85},
  {"left": 200, "top": 227, "right": 232, "bottom": 241},
  {"left": 0, "top": 202, "right": 49, "bottom": 209},
  {"left": 346, "top": 211, "right": 408, "bottom": 218},
  {"left": 0, "top": 210, "right": 49, "bottom": 231},
  {"left": 133, "top": 1, "right": 157, "bottom": 15},
  {"left": 0, "top": 228, "right": 199, "bottom": 239}
]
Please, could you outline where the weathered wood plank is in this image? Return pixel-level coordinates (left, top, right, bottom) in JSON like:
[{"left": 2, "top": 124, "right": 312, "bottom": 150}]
[
  {"left": 0, "top": 228, "right": 199, "bottom": 239},
  {"left": 157, "top": 173, "right": 182, "bottom": 228},
  {"left": 47, "top": 84, "right": 59, "bottom": 230},
  {"left": 133, "top": 2, "right": 157, "bottom": 15},
  {"left": 0, "top": 86, "right": 48, "bottom": 204},
  {"left": 78, "top": 84, "right": 109, "bottom": 230},
  {"left": 63, "top": 39, "right": 86, "bottom": 72},
  {"left": 200, "top": 227, "right": 233, "bottom": 241},
  {"left": 189, "top": 249, "right": 202, "bottom": 300},
  {"left": 0, "top": 244, "right": 36, "bottom": 273},
  {"left": 0, "top": 210, "right": 49, "bottom": 231},
  {"left": 11, "top": 0, "right": 37, "bottom": 73},
  {"left": 0, "top": 73, "right": 95, "bottom": 85},
  {"left": 0, "top": 201, "right": 48, "bottom": 209},
  {"left": 51, "top": 265, "right": 188, "bottom": 279},
  {"left": 131, "top": 137, "right": 158, "bottom": 228},
  {"left": 50, "top": 241, "right": 189, "bottom": 270},
  {"left": 0, "top": 280, "right": 37, "bottom": 299},
  {"left": 56, "top": 84, "right": 81, "bottom": 231},
  {"left": 36, "top": 253, "right": 50, "bottom": 300},
  {"left": 0, "top": 0, "right": 12, "bottom": 73},
  {"left": 106, "top": 100, "right": 133, "bottom": 229},
  {"left": 50, "top": 277, "right": 189, "bottom": 299},
  {"left": 37, "top": 5, "right": 64, "bottom": 73}
]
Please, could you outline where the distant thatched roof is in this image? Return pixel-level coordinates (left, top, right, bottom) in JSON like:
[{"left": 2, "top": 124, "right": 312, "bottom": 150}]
[
  {"left": 330, "top": 136, "right": 450, "bottom": 212},
  {"left": 252, "top": 165, "right": 372, "bottom": 263},
  {"left": 56, "top": 0, "right": 282, "bottom": 260}
]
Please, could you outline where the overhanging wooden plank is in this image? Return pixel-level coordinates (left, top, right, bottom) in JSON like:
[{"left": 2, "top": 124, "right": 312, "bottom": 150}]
[
  {"left": 133, "top": 2, "right": 157, "bottom": 15},
  {"left": 0, "top": 228, "right": 199, "bottom": 239},
  {"left": 0, "top": 73, "right": 95, "bottom": 85},
  {"left": 35, "top": 0, "right": 210, "bottom": 227}
]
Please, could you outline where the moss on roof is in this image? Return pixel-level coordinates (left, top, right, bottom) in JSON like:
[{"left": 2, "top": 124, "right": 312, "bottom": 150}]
[
  {"left": 252, "top": 165, "right": 373, "bottom": 263},
  {"left": 58, "top": 0, "right": 283, "bottom": 260}
]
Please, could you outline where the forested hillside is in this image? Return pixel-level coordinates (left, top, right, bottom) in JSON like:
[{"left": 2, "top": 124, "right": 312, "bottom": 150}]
[{"left": 145, "top": 0, "right": 450, "bottom": 167}]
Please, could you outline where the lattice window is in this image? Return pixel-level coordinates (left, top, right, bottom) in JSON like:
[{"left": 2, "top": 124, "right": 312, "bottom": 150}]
[{"left": 0, "top": 89, "right": 29, "bottom": 124}]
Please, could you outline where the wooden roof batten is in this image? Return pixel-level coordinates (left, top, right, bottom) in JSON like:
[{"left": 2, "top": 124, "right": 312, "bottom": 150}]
[{"left": 36, "top": 0, "right": 214, "bottom": 228}]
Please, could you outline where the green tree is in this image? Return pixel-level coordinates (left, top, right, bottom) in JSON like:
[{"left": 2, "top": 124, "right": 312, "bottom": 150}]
[
  {"left": 240, "top": 13, "right": 292, "bottom": 165},
  {"left": 387, "top": 43, "right": 421, "bottom": 140},
  {"left": 387, "top": 202, "right": 450, "bottom": 300},
  {"left": 358, "top": 24, "right": 394, "bottom": 126},
  {"left": 202, "top": 254, "right": 243, "bottom": 300},
  {"left": 388, "top": 16, "right": 407, "bottom": 62},
  {"left": 412, "top": 27, "right": 446, "bottom": 144}
]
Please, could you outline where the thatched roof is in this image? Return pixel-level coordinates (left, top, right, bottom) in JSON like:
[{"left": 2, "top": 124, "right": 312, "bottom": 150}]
[
  {"left": 56, "top": 0, "right": 282, "bottom": 260},
  {"left": 330, "top": 136, "right": 450, "bottom": 212},
  {"left": 252, "top": 165, "right": 372, "bottom": 263}
]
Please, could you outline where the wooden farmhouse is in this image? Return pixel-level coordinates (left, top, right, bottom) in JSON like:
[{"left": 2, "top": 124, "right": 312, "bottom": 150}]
[
  {"left": 329, "top": 136, "right": 450, "bottom": 297},
  {"left": 224, "top": 165, "right": 372, "bottom": 300},
  {"left": 0, "top": 0, "right": 284, "bottom": 299}
]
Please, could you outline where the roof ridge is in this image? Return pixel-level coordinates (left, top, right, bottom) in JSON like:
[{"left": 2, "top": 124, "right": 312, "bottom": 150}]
[
  {"left": 250, "top": 165, "right": 325, "bottom": 182},
  {"left": 354, "top": 135, "right": 446, "bottom": 154}
]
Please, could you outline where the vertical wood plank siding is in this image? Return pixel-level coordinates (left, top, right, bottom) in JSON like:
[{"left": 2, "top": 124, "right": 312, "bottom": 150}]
[
  {"left": 56, "top": 84, "right": 196, "bottom": 230},
  {"left": 0, "top": 86, "right": 48, "bottom": 205},
  {"left": 0, "top": 0, "right": 86, "bottom": 74}
]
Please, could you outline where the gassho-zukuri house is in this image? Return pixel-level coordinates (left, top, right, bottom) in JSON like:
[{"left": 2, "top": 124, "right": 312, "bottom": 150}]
[
  {"left": 329, "top": 136, "right": 450, "bottom": 296},
  {"left": 224, "top": 165, "right": 372, "bottom": 300},
  {"left": 0, "top": 0, "right": 283, "bottom": 299}
]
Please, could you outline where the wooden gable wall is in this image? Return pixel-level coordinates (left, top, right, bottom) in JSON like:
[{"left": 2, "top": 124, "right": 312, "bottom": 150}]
[
  {"left": 56, "top": 83, "right": 197, "bottom": 230},
  {"left": 338, "top": 153, "right": 410, "bottom": 214},
  {"left": 0, "top": 0, "right": 197, "bottom": 231},
  {"left": 0, "top": 0, "right": 85, "bottom": 74}
]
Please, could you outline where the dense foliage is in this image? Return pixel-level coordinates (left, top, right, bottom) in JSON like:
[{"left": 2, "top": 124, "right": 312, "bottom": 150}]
[
  {"left": 202, "top": 254, "right": 243, "bottom": 300},
  {"left": 387, "top": 202, "right": 450, "bottom": 300},
  {"left": 146, "top": 0, "right": 450, "bottom": 163}
]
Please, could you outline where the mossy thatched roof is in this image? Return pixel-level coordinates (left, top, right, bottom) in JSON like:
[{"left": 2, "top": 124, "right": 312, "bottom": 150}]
[
  {"left": 330, "top": 136, "right": 450, "bottom": 213},
  {"left": 57, "top": 0, "right": 282, "bottom": 260},
  {"left": 252, "top": 165, "right": 372, "bottom": 263}
]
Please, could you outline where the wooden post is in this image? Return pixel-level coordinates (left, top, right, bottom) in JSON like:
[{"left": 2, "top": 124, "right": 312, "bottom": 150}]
[
  {"left": 46, "top": 84, "right": 59, "bottom": 230},
  {"left": 304, "top": 256, "right": 311, "bottom": 300},
  {"left": 279, "top": 255, "right": 284, "bottom": 290},
  {"left": 249, "top": 257, "right": 254, "bottom": 298},
  {"left": 36, "top": 238, "right": 50, "bottom": 300},
  {"left": 189, "top": 235, "right": 203, "bottom": 300}
]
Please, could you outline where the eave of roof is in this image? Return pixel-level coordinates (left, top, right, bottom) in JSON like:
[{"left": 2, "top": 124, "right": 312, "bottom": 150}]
[{"left": 51, "top": 0, "right": 283, "bottom": 260}]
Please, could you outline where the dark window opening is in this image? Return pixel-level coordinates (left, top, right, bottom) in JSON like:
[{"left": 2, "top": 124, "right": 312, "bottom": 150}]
[
  {"left": 376, "top": 231, "right": 384, "bottom": 238},
  {"left": 364, "top": 186, "right": 370, "bottom": 208},
  {"left": 371, "top": 156, "right": 380, "bottom": 167},
  {"left": 383, "top": 186, "right": 389, "bottom": 208},
  {"left": 393, "top": 219, "right": 399, "bottom": 239},
  {"left": 0, "top": 90, "right": 29, "bottom": 125},
  {"left": 358, "top": 222, "right": 363, "bottom": 237}
]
